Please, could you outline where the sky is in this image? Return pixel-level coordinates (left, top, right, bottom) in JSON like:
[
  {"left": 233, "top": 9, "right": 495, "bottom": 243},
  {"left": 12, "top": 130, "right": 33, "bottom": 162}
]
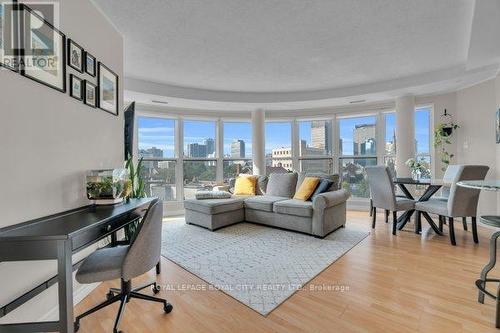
[
  {"left": 385, "top": 108, "right": 430, "bottom": 155},
  {"left": 138, "top": 107, "right": 431, "bottom": 158}
]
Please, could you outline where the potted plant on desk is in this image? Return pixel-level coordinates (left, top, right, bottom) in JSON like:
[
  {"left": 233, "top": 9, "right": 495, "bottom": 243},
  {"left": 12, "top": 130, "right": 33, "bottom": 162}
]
[{"left": 124, "top": 155, "right": 146, "bottom": 241}]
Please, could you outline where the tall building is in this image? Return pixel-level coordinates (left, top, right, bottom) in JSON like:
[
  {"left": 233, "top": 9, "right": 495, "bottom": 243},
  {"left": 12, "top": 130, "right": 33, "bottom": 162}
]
[
  {"left": 187, "top": 143, "right": 207, "bottom": 157},
  {"left": 353, "top": 124, "right": 376, "bottom": 155},
  {"left": 271, "top": 147, "right": 293, "bottom": 171},
  {"left": 204, "top": 138, "right": 215, "bottom": 155},
  {"left": 139, "top": 147, "right": 164, "bottom": 170},
  {"left": 310, "top": 121, "right": 332, "bottom": 153},
  {"left": 230, "top": 139, "right": 245, "bottom": 158}
]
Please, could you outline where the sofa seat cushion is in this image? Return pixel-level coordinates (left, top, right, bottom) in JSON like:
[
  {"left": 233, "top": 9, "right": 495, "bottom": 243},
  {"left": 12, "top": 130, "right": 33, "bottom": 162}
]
[
  {"left": 184, "top": 198, "right": 244, "bottom": 215},
  {"left": 244, "top": 196, "right": 289, "bottom": 212},
  {"left": 273, "top": 199, "right": 313, "bottom": 217}
]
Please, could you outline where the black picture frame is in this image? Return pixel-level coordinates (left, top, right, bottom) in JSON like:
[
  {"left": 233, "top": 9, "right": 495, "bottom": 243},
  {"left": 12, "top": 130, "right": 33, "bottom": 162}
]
[
  {"left": 84, "top": 51, "right": 96, "bottom": 77},
  {"left": 20, "top": 4, "right": 66, "bottom": 93},
  {"left": 67, "top": 38, "right": 83, "bottom": 73},
  {"left": 84, "top": 80, "right": 97, "bottom": 108},
  {"left": 97, "top": 62, "right": 119, "bottom": 116},
  {"left": 0, "top": 1, "right": 20, "bottom": 72},
  {"left": 70, "top": 74, "right": 83, "bottom": 101}
]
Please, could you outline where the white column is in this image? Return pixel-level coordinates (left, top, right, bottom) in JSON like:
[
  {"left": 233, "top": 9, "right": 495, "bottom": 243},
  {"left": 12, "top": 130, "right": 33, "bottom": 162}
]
[
  {"left": 252, "top": 109, "right": 266, "bottom": 175},
  {"left": 395, "top": 95, "right": 416, "bottom": 177},
  {"left": 216, "top": 118, "right": 224, "bottom": 184}
]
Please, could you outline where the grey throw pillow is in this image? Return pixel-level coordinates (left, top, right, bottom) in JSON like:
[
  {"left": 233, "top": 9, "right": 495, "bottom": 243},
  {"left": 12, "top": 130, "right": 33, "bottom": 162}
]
[
  {"left": 265, "top": 172, "right": 298, "bottom": 198},
  {"left": 256, "top": 175, "right": 268, "bottom": 195}
]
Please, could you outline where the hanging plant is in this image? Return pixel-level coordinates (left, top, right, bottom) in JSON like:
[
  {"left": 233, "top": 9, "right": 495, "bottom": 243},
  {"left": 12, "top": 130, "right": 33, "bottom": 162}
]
[{"left": 434, "top": 123, "right": 459, "bottom": 172}]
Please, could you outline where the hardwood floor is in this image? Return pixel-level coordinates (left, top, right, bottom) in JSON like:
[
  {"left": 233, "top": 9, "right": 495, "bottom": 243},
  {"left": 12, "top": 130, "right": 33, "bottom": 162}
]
[{"left": 76, "top": 211, "right": 500, "bottom": 332}]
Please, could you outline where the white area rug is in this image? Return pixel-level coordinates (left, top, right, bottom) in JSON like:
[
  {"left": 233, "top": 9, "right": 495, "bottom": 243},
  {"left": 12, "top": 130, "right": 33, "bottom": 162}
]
[{"left": 161, "top": 220, "right": 369, "bottom": 315}]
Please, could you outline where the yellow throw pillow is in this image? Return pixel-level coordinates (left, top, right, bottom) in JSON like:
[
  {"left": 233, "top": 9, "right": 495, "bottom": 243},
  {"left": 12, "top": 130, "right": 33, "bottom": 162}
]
[
  {"left": 234, "top": 176, "right": 257, "bottom": 195},
  {"left": 293, "top": 177, "right": 320, "bottom": 201}
]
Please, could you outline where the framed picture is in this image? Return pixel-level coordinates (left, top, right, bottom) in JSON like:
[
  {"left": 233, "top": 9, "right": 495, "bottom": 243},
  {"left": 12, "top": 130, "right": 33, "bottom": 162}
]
[
  {"left": 85, "top": 51, "right": 96, "bottom": 76},
  {"left": 496, "top": 109, "right": 500, "bottom": 144},
  {"left": 98, "top": 62, "right": 119, "bottom": 115},
  {"left": 84, "top": 80, "right": 97, "bottom": 108},
  {"left": 67, "top": 39, "right": 83, "bottom": 72},
  {"left": 70, "top": 74, "right": 83, "bottom": 100},
  {"left": 0, "top": 2, "right": 20, "bottom": 72},
  {"left": 20, "top": 4, "right": 66, "bottom": 92}
]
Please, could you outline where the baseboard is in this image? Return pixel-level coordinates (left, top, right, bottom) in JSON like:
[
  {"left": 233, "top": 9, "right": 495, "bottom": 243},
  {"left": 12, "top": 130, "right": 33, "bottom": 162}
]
[{"left": 38, "top": 282, "right": 100, "bottom": 322}]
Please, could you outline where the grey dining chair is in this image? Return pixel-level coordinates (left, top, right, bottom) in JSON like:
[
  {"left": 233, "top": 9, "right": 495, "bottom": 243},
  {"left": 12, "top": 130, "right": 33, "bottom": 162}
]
[
  {"left": 74, "top": 199, "right": 172, "bottom": 333},
  {"left": 366, "top": 166, "right": 416, "bottom": 235},
  {"left": 415, "top": 165, "right": 489, "bottom": 246},
  {"left": 432, "top": 165, "right": 471, "bottom": 231}
]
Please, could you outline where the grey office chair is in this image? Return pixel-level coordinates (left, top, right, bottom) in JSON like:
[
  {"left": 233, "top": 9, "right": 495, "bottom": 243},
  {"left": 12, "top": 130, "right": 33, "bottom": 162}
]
[
  {"left": 415, "top": 165, "right": 489, "bottom": 246},
  {"left": 74, "top": 199, "right": 172, "bottom": 333},
  {"left": 366, "top": 166, "right": 415, "bottom": 235}
]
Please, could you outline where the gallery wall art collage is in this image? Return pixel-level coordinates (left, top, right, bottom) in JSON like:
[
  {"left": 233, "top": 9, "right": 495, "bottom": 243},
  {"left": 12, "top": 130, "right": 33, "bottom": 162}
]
[{"left": 0, "top": 1, "right": 119, "bottom": 115}]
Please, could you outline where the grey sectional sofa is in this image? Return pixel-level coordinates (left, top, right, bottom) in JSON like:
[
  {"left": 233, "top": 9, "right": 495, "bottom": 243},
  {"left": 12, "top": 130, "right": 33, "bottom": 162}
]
[{"left": 184, "top": 172, "right": 350, "bottom": 238}]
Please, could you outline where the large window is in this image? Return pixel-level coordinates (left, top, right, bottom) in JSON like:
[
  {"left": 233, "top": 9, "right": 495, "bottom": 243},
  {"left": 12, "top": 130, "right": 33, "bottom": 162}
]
[
  {"left": 183, "top": 120, "right": 216, "bottom": 158},
  {"left": 382, "top": 108, "right": 432, "bottom": 178},
  {"left": 137, "top": 117, "right": 177, "bottom": 200},
  {"left": 384, "top": 112, "right": 396, "bottom": 176},
  {"left": 136, "top": 105, "right": 433, "bottom": 208},
  {"left": 265, "top": 122, "right": 292, "bottom": 174},
  {"left": 415, "top": 107, "right": 432, "bottom": 178},
  {"left": 183, "top": 120, "right": 217, "bottom": 198},
  {"left": 338, "top": 116, "right": 377, "bottom": 198},
  {"left": 298, "top": 120, "right": 333, "bottom": 173},
  {"left": 223, "top": 122, "right": 253, "bottom": 181}
]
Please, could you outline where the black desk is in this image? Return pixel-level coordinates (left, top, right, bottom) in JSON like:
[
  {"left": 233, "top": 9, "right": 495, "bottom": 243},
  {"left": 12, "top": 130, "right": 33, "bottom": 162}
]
[
  {"left": 0, "top": 198, "right": 156, "bottom": 333},
  {"left": 393, "top": 178, "right": 444, "bottom": 235}
]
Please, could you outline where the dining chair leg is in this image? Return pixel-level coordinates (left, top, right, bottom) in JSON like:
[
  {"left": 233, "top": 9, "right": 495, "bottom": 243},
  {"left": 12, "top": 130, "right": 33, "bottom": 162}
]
[
  {"left": 415, "top": 211, "right": 421, "bottom": 234},
  {"left": 372, "top": 208, "right": 376, "bottom": 229},
  {"left": 369, "top": 199, "right": 373, "bottom": 217},
  {"left": 449, "top": 217, "right": 456, "bottom": 246},
  {"left": 392, "top": 211, "right": 397, "bottom": 235},
  {"left": 385, "top": 210, "right": 389, "bottom": 223},
  {"left": 472, "top": 216, "right": 479, "bottom": 244},
  {"left": 438, "top": 216, "right": 444, "bottom": 232},
  {"left": 462, "top": 217, "right": 468, "bottom": 231}
]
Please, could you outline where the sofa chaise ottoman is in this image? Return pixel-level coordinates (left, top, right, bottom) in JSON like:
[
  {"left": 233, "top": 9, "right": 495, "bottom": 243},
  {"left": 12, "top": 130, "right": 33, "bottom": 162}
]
[{"left": 184, "top": 197, "right": 245, "bottom": 231}]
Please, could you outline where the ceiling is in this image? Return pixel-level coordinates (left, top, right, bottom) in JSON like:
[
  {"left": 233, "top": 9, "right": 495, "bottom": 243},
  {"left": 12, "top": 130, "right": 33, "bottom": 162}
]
[{"left": 92, "top": 0, "right": 500, "bottom": 111}]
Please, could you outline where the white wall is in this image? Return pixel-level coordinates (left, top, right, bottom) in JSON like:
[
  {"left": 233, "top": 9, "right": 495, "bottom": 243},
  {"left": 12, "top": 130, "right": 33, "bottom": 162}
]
[
  {"left": 0, "top": 0, "right": 123, "bottom": 323},
  {"left": 455, "top": 79, "right": 498, "bottom": 216}
]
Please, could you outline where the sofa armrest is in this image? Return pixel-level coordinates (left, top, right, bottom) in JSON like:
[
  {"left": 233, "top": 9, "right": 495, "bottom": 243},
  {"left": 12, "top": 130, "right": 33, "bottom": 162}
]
[{"left": 313, "top": 189, "right": 351, "bottom": 210}]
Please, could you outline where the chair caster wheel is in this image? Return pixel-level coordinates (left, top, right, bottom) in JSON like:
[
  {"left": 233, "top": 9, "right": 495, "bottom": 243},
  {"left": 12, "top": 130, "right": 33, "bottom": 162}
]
[
  {"left": 153, "top": 283, "right": 160, "bottom": 294},
  {"left": 113, "top": 329, "right": 123, "bottom": 333},
  {"left": 74, "top": 321, "right": 80, "bottom": 332},
  {"left": 106, "top": 291, "right": 114, "bottom": 300},
  {"left": 164, "top": 303, "right": 173, "bottom": 313}
]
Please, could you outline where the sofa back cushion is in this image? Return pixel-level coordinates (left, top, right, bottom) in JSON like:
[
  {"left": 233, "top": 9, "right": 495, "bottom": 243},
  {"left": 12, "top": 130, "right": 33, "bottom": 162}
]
[
  {"left": 296, "top": 172, "right": 340, "bottom": 192},
  {"left": 266, "top": 172, "right": 298, "bottom": 198}
]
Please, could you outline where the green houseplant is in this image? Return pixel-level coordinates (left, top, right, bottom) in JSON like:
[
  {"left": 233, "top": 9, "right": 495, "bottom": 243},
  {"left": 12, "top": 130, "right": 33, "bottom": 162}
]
[
  {"left": 123, "top": 155, "right": 146, "bottom": 241},
  {"left": 434, "top": 123, "right": 459, "bottom": 172}
]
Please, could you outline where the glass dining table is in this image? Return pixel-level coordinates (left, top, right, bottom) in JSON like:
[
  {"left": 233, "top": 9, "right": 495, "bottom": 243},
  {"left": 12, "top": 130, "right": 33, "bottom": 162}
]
[
  {"left": 393, "top": 178, "right": 449, "bottom": 234},
  {"left": 457, "top": 180, "right": 500, "bottom": 328}
]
